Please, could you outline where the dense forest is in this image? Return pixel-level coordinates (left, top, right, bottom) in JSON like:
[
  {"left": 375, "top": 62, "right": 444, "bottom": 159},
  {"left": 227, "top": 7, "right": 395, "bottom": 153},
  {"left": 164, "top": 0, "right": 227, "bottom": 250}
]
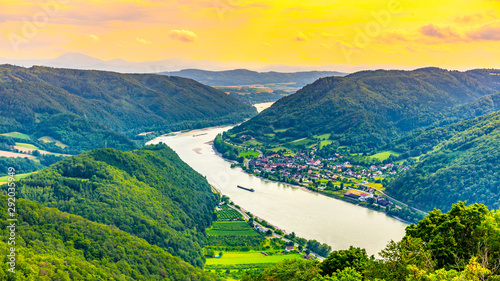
[
  {"left": 2, "top": 144, "right": 219, "bottom": 267},
  {"left": 230, "top": 68, "right": 500, "bottom": 152},
  {"left": 242, "top": 202, "right": 500, "bottom": 281},
  {"left": 386, "top": 109, "right": 500, "bottom": 212},
  {"left": 0, "top": 64, "right": 257, "bottom": 152},
  {"left": 0, "top": 196, "right": 219, "bottom": 280}
]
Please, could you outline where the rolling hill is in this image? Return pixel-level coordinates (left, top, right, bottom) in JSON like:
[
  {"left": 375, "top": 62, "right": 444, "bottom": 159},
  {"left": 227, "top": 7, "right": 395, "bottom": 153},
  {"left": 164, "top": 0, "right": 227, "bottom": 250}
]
[
  {"left": 230, "top": 68, "right": 500, "bottom": 152},
  {"left": 386, "top": 109, "right": 500, "bottom": 212},
  {"left": 4, "top": 144, "right": 219, "bottom": 267},
  {"left": 0, "top": 195, "right": 218, "bottom": 280},
  {"left": 0, "top": 65, "right": 257, "bottom": 152}
]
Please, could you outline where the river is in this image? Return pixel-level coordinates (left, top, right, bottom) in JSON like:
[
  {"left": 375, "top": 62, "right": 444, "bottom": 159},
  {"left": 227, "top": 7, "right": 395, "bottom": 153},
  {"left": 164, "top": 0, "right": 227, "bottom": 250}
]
[{"left": 148, "top": 119, "right": 407, "bottom": 257}]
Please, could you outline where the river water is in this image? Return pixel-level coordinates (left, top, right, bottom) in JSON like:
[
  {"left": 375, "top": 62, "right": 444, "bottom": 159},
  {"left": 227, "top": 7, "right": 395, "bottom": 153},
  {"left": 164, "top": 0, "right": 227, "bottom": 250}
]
[{"left": 148, "top": 117, "right": 407, "bottom": 257}]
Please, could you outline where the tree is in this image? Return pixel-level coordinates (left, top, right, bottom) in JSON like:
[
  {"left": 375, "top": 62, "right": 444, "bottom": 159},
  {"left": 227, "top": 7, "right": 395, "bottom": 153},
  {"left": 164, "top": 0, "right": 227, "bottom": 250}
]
[{"left": 320, "top": 246, "right": 371, "bottom": 277}]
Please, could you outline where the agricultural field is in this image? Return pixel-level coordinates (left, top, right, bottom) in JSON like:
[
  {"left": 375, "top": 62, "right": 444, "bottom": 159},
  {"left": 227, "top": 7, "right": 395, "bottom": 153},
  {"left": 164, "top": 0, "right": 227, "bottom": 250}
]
[
  {"left": 205, "top": 251, "right": 302, "bottom": 265},
  {"left": 314, "top": 134, "right": 331, "bottom": 140},
  {"left": 38, "top": 136, "right": 68, "bottom": 148},
  {"left": 0, "top": 172, "right": 36, "bottom": 183},
  {"left": 208, "top": 221, "right": 258, "bottom": 236},
  {"left": 15, "top": 142, "right": 39, "bottom": 150},
  {"left": 269, "top": 146, "right": 290, "bottom": 152},
  {"left": 216, "top": 205, "right": 243, "bottom": 221},
  {"left": 320, "top": 140, "right": 334, "bottom": 148},
  {"left": 238, "top": 151, "right": 260, "bottom": 158},
  {"left": 0, "top": 132, "right": 30, "bottom": 140}
]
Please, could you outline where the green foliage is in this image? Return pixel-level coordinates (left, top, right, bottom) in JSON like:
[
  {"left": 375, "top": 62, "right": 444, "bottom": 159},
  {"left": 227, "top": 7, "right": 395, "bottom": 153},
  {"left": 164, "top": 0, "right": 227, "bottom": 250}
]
[
  {"left": 0, "top": 196, "right": 218, "bottom": 280},
  {"left": 0, "top": 157, "right": 43, "bottom": 176},
  {"left": 231, "top": 68, "right": 500, "bottom": 153},
  {"left": 241, "top": 259, "right": 322, "bottom": 281},
  {"left": 306, "top": 239, "right": 332, "bottom": 257},
  {"left": 3, "top": 144, "right": 219, "bottom": 267},
  {"left": 0, "top": 65, "right": 256, "bottom": 151},
  {"left": 34, "top": 113, "right": 137, "bottom": 154},
  {"left": 253, "top": 202, "right": 500, "bottom": 281},
  {"left": 320, "top": 247, "right": 371, "bottom": 277},
  {"left": 387, "top": 110, "right": 500, "bottom": 212}
]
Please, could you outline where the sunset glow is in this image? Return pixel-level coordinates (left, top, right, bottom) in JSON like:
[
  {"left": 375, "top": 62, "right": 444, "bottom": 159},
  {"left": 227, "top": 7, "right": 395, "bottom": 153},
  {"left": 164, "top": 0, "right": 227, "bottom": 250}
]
[{"left": 1, "top": 0, "right": 499, "bottom": 70}]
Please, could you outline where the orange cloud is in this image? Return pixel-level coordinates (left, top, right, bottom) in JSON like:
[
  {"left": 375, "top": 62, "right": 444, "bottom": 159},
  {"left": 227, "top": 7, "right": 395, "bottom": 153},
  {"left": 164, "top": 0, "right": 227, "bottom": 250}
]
[
  {"left": 169, "top": 29, "right": 198, "bottom": 42},
  {"left": 420, "top": 24, "right": 459, "bottom": 39},
  {"left": 467, "top": 21, "right": 500, "bottom": 41},
  {"left": 295, "top": 31, "right": 308, "bottom": 41}
]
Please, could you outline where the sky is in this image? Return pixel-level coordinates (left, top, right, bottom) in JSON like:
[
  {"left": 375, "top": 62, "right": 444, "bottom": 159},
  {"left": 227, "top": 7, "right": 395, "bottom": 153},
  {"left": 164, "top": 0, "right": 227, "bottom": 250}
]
[{"left": 0, "top": 0, "right": 499, "bottom": 72}]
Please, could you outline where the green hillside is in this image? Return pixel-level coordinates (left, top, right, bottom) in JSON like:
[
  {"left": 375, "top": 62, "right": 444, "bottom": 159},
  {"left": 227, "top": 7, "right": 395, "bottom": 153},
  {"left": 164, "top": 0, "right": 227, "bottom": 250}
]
[
  {"left": 386, "top": 110, "right": 500, "bottom": 212},
  {"left": 0, "top": 65, "right": 257, "bottom": 152},
  {"left": 0, "top": 195, "right": 218, "bottom": 280},
  {"left": 230, "top": 68, "right": 500, "bottom": 152},
  {"left": 5, "top": 144, "right": 219, "bottom": 267}
]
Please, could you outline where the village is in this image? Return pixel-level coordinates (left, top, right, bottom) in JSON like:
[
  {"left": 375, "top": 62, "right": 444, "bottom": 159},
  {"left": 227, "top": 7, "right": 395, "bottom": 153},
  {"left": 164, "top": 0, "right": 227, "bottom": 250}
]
[{"left": 245, "top": 148, "right": 411, "bottom": 210}]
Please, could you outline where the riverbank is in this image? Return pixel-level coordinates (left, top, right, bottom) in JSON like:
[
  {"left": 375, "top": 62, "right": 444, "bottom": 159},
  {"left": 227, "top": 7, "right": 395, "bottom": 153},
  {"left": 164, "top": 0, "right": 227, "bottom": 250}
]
[
  {"left": 213, "top": 144, "right": 416, "bottom": 225},
  {"left": 148, "top": 124, "right": 407, "bottom": 256}
]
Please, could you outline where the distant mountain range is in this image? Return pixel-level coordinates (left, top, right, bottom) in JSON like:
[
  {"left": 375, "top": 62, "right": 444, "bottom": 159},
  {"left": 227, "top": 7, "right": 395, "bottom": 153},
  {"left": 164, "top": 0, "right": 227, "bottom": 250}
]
[
  {"left": 0, "top": 52, "right": 349, "bottom": 73},
  {"left": 0, "top": 65, "right": 256, "bottom": 153},
  {"left": 160, "top": 69, "right": 346, "bottom": 87}
]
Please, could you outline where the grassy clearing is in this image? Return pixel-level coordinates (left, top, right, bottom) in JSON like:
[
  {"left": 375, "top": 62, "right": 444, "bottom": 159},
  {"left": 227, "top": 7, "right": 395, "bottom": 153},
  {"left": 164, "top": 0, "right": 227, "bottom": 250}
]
[
  {"left": 239, "top": 151, "right": 260, "bottom": 158},
  {"left": 368, "top": 151, "right": 399, "bottom": 161},
  {"left": 1, "top": 132, "right": 30, "bottom": 140},
  {"left": 38, "top": 136, "right": 68, "bottom": 148},
  {"left": 314, "top": 134, "right": 331, "bottom": 140},
  {"left": 0, "top": 172, "right": 36, "bottom": 183},
  {"left": 320, "top": 140, "right": 333, "bottom": 148},
  {"left": 365, "top": 183, "right": 384, "bottom": 190},
  {"left": 244, "top": 140, "right": 262, "bottom": 146},
  {"left": 289, "top": 138, "right": 314, "bottom": 146},
  {"left": 269, "top": 146, "right": 289, "bottom": 152},
  {"left": 15, "top": 142, "right": 39, "bottom": 150},
  {"left": 205, "top": 251, "right": 303, "bottom": 265}
]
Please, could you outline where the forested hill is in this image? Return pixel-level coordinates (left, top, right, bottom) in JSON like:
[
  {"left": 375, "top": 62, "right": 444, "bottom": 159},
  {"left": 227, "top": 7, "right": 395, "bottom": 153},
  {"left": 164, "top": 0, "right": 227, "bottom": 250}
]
[
  {"left": 230, "top": 68, "right": 500, "bottom": 152},
  {"left": 386, "top": 109, "right": 500, "bottom": 212},
  {"left": 4, "top": 144, "right": 219, "bottom": 268},
  {"left": 0, "top": 65, "right": 256, "bottom": 151},
  {"left": 161, "top": 69, "right": 346, "bottom": 87},
  {"left": 0, "top": 196, "right": 218, "bottom": 280}
]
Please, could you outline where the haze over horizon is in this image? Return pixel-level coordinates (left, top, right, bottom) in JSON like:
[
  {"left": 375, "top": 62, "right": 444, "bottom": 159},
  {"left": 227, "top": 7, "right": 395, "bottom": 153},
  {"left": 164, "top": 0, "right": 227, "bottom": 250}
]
[{"left": 1, "top": 0, "right": 499, "bottom": 73}]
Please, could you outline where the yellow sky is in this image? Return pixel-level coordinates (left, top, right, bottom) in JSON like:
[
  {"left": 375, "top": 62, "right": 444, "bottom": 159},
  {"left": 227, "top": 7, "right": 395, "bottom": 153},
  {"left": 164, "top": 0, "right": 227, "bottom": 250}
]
[{"left": 0, "top": 0, "right": 499, "bottom": 70}]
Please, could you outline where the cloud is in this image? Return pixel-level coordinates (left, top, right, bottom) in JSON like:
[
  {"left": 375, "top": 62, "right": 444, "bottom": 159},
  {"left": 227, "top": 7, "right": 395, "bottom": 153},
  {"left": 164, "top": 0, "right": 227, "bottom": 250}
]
[
  {"left": 137, "top": 38, "right": 152, "bottom": 45},
  {"left": 169, "top": 29, "right": 198, "bottom": 42},
  {"left": 420, "top": 24, "right": 459, "bottom": 39},
  {"left": 455, "top": 13, "right": 484, "bottom": 24},
  {"left": 455, "top": 11, "right": 497, "bottom": 24},
  {"left": 377, "top": 32, "right": 409, "bottom": 43},
  {"left": 467, "top": 21, "right": 500, "bottom": 41},
  {"left": 90, "top": 34, "right": 99, "bottom": 41},
  {"left": 295, "top": 31, "right": 308, "bottom": 41}
]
